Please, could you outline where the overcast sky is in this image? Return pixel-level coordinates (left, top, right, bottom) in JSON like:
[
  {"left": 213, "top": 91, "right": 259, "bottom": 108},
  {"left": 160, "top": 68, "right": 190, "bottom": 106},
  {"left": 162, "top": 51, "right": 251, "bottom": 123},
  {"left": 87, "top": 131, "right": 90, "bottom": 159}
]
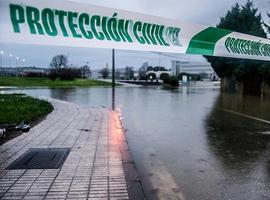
[{"left": 0, "top": 0, "right": 269, "bottom": 69}]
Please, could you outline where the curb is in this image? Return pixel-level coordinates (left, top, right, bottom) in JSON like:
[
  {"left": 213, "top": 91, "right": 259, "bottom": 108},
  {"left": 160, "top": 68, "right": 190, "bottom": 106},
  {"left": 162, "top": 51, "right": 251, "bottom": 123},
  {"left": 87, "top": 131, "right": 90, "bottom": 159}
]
[{"left": 113, "top": 112, "right": 146, "bottom": 200}]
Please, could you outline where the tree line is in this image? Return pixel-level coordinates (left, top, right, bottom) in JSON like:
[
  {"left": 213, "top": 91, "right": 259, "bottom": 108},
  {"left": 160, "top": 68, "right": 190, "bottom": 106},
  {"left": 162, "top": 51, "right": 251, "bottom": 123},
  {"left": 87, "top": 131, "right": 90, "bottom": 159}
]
[{"left": 206, "top": 0, "right": 270, "bottom": 97}]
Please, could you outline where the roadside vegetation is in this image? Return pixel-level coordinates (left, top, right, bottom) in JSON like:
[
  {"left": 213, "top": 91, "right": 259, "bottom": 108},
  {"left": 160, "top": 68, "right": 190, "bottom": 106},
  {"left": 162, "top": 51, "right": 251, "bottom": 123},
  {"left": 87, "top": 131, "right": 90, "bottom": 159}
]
[
  {"left": 205, "top": 0, "right": 270, "bottom": 97},
  {"left": 0, "top": 77, "right": 114, "bottom": 87},
  {"left": 161, "top": 75, "right": 179, "bottom": 86},
  {"left": 0, "top": 94, "right": 53, "bottom": 124},
  {"left": 0, "top": 54, "right": 118, "bottom": 88}
]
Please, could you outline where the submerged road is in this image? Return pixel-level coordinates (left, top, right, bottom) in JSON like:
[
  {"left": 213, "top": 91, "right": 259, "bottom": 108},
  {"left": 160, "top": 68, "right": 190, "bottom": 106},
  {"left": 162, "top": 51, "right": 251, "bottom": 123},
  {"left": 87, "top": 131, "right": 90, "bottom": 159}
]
[{"left": 2, "top": 86, "right": 270, "bottom": 199}]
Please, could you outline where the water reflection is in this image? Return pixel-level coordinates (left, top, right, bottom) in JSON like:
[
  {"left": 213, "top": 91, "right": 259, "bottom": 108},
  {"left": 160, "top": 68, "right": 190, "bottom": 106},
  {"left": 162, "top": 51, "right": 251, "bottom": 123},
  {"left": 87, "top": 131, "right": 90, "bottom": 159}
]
[
  {"left": 2, "top": 87, "right": 270, "bottom": 199},
  {"left": 50, "top": 88, "right": 76, "bottom": 101},
  {"left": 205, "top": 93, "right": 270, "bottom": 199},
  {"left": 50, "top": 88, "right": 112, "bottom": 107}
]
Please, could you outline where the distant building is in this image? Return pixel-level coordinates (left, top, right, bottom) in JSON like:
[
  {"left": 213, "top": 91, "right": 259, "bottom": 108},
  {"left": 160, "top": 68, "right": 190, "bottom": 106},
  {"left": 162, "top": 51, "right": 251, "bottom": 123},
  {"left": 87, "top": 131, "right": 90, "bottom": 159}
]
[
  {"left": 171, "top": 60, "right": 184, "bottom": 76},
  {"left": 170, "top": 61, "right": 216, "bottom": 79},
  {"left": 180, "top": 62, "right": 214, "bottom": 75},
  {"left": 21, "top": 68, "right": 47, "bottom": 76},
  {"left": 0, "top": 67, "right": 18, "bottom": 76},
  {"left": 91, "top": 66, "right": 135, "bottom": 80},
  {"left": 145, "top": 66, "right": 171, "bottom": 79},
  {"left": 0, "top": 66, "right": 50, "bottom": 77}
]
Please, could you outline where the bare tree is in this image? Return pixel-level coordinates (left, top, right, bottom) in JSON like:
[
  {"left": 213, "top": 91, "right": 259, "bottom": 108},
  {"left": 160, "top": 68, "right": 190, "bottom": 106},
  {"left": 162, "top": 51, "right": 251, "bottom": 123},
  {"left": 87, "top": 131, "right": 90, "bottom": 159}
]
[
  {"left": 50, "top": 55, "right": 68, "bottom": 71},
  {"left": 81, "top": 65, "right": 91, "bottom": 78},
  {"left": 138, "top": 62, "right": 148, "bottom": 80}
]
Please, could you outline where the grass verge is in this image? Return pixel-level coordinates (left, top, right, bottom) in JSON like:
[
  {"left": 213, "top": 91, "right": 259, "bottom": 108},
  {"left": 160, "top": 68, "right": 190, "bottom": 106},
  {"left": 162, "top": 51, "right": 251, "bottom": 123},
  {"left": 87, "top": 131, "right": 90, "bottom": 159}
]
[
  {"left": 0, "top": 77, "right": 116, "bottom": 88},
  {"left": 0, "top": 94, "right": 53, "bottom": 125}
]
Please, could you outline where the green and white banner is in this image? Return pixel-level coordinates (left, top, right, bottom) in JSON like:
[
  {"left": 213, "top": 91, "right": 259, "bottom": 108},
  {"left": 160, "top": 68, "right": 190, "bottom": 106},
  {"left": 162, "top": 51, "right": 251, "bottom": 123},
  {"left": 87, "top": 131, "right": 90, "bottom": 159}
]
[{"left": 0, "top": 0, "right": 270, "bottom": 61}]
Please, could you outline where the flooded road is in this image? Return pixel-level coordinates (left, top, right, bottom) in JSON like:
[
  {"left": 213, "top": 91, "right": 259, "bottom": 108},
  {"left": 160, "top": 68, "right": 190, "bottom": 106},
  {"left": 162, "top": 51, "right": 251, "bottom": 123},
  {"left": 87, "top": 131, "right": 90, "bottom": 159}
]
[{"left": 2, "top": 86, "right": 270, "bottom": 200}]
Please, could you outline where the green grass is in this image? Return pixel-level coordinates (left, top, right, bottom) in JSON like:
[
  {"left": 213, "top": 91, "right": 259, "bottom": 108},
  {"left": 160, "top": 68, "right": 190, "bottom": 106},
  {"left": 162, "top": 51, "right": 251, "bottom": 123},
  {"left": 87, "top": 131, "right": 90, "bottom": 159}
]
[
  {"left": 0, "top": 77, "right": 116, "bottom": 88},
  {"left": 0, "top": 94, "right": 53, "bottom": 124}
]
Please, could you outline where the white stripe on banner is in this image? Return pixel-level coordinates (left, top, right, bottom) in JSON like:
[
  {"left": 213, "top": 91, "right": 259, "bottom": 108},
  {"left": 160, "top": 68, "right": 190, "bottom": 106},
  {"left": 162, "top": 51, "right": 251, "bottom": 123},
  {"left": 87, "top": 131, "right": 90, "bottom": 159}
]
[{"left": 0, "top": 0, "right": 270, "bottom": 61}]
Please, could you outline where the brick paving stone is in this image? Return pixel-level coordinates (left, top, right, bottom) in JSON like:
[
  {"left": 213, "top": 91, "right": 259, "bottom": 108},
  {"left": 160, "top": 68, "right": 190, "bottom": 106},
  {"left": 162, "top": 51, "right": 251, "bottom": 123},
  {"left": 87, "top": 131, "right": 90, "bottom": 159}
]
[{"left": 0, "top": 99, "right": 130, "bottom": 200}]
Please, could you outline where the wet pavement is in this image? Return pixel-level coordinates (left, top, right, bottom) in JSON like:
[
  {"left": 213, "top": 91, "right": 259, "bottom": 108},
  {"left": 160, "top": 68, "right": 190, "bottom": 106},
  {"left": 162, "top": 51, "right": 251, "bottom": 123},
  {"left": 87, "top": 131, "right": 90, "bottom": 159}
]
[
  {"left": 0, "top": 99, "right": 130, "bottom": 199},
  {"left": 2, "top": 86, "right": 270, "bottom": 200}
]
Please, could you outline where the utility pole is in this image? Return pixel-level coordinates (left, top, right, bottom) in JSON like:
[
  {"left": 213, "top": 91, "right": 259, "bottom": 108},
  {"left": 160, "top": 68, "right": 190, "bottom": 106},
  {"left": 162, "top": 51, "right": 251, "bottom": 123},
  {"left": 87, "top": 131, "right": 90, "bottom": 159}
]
[{"left": 112, "top": 49, "right": 115, "bottom": 110}]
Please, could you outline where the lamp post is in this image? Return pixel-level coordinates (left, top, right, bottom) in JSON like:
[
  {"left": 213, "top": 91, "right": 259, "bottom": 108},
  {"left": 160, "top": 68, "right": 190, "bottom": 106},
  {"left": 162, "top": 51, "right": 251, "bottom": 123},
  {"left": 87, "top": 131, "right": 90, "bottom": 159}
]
[
  {"left": 9, "top": 54, "right": 12, "bottom": 67},
  {"left": 0, "top": 51, "right": 3, "bottom": 67},
  {"left": 16, "top": 56, "right": 19, "bottom": 67},
  {"left": 112, "top": 49, "right": 116, "bottom": 110}
]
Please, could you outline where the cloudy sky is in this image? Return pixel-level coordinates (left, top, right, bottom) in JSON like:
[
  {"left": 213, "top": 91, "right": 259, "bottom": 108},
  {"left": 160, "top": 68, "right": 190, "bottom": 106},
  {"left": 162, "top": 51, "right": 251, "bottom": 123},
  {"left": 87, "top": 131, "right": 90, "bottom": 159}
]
[{"left": 0, "top": 0, "right": 269, "bottom": 69}]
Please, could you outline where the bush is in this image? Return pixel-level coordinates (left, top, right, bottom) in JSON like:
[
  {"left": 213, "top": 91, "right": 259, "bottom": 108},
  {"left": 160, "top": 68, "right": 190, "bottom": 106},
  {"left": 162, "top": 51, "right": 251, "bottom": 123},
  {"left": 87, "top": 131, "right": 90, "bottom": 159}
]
[
  {"left": 170, "top": 76, "right": 179, "bottom": 86},
  {"left": 24, "top": 72, "right": 46, "bottom": 78},
  {"left": 160, "top": 73, "right": 170, "bottom": 81},
  {"left": 163, "top": 76, "right": 170, "bottom": 84},
  {"left": 48, "top": 70, "right": 58, "bottom": 80},
  {"left": 49, "top": 68, "right": 82, "bottom": 81},
  {"left": 163, "top": 76, "right": 179, "bottom": 86}
]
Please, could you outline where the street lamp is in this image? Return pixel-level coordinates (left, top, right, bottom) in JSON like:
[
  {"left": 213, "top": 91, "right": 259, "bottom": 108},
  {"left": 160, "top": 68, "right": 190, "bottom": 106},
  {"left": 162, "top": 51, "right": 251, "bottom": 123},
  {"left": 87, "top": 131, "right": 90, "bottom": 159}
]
[
  {"left": 22, "top": 58, "right": 25, "bottom": 67},
  {"left": 0, "top": 51, "right": 4, "bottom": 67},
  {"left": 16, "top": 56, "right": 19, "bottom": 67},
  {"left": 9, "top": 54, "right": 12, "bottom": 67}
]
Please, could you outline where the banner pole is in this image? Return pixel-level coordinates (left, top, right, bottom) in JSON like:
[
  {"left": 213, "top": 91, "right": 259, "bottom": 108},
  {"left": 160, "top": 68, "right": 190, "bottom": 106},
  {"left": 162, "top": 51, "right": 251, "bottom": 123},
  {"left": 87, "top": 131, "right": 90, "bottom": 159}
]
[{"left": 112, "top": 49, "right": 115, "bottom": 111}]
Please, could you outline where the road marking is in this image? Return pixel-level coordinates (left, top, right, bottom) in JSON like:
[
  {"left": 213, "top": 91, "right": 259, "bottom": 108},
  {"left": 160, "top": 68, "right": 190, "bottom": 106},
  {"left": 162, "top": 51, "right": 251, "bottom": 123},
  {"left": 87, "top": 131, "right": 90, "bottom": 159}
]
[
  {"left": 144, "top": 148, "right": 186, "bottom": 200},
  {"left": 222, "top": 108, "right": 270, "bottom": 125}
]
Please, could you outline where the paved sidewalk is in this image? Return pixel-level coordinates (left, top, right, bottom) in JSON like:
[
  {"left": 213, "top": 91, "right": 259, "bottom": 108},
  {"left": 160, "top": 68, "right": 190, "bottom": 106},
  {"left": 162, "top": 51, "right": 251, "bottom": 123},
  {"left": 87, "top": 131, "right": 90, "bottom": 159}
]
[{"left": 0, "top": 99, "right": 129, "bottom": 200}]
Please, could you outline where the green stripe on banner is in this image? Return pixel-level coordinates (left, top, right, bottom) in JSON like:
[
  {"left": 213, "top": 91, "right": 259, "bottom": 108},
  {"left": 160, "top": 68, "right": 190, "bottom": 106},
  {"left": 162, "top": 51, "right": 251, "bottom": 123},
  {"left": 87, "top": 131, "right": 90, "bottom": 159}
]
[{"left": 186, "top": 27, "right": 232, "bottom": 56}]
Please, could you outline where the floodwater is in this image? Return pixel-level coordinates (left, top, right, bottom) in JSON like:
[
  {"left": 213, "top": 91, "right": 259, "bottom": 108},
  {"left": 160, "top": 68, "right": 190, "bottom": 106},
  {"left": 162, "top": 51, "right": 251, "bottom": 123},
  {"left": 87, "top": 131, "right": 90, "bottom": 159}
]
[{"left": 2, "top": 85, "right": 270, "bottom": 200}]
